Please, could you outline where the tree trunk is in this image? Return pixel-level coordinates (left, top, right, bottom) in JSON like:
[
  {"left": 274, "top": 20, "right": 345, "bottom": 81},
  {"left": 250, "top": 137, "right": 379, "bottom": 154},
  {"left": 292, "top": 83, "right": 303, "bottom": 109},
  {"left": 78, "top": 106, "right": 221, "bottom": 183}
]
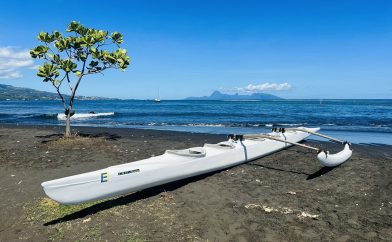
[{"left": 65, "top": 107, "right": 72, "bottom": 137}]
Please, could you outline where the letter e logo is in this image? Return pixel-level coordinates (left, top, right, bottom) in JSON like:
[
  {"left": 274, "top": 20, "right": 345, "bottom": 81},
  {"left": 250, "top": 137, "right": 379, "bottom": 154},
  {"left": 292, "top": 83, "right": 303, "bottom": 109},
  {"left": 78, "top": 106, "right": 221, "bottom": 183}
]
[{"left": 101, "top": 172, "right": 108, "bottom": 183}]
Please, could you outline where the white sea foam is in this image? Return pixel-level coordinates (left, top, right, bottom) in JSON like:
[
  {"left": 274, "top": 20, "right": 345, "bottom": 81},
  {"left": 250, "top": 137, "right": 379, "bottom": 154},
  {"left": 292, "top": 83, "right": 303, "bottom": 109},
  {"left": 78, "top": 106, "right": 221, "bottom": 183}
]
[
  {"left": 276, "top": 123, "right": 305, "bottom": 126},
  {"left": 184, "top": 123, "right": 225, "bottom": 127},
  {"left": 57, "top": 112, "right": 115, "bottom": 120},
  {"left": 139, "top": 123, "right": 226, "bottom": 127}
]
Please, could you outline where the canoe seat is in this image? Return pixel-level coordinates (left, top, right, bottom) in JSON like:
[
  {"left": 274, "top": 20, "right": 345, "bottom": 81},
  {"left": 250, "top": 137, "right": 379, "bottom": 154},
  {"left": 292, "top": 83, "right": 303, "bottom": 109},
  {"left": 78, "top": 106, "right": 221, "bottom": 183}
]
[
  {"left": 166, "top": 147, "right": 206, "bottom": 157},
  {"left": 204, "top": 141, "right": 235, "bottom": 149}
]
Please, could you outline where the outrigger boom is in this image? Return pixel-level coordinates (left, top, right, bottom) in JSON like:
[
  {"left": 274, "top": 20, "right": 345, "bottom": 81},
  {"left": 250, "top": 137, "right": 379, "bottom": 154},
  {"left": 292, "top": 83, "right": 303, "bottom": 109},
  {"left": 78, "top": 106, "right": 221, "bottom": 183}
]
[
  {"left": 285, "top": 127, "right": 345, "bottom": 144},
  {"left": 238, "top": 127, "right": 352, "bottom": 167}
]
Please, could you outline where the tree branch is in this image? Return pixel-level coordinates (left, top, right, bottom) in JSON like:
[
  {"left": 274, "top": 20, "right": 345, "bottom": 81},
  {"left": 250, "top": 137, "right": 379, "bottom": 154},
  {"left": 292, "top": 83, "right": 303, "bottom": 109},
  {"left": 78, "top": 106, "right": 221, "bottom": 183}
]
[
  {"left": 66, "top": 72, "right": 73, "bottom": 93},
  {"left": 68, "top": 52, "right": 88, "bottom": 109},
  {"left": 52, "top": 76, "right": 67, "bottom": 111},
  {"left": 86, "top": 65, "right": 117, "bottom": 75}
]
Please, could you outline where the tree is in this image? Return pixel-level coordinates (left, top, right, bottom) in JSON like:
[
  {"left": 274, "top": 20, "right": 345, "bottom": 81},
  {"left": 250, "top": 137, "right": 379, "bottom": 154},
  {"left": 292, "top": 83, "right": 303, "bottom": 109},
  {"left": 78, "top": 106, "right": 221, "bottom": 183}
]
[{"left": 30, "top": 21, "right": 130, "bottom": 137}]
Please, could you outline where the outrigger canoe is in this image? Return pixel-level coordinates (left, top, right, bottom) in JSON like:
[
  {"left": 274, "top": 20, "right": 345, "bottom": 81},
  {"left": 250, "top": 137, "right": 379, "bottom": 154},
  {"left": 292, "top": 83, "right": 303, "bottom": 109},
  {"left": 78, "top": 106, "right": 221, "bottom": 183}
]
[{"left": 42, "top": 127, "right": 352, "bottom": 204}]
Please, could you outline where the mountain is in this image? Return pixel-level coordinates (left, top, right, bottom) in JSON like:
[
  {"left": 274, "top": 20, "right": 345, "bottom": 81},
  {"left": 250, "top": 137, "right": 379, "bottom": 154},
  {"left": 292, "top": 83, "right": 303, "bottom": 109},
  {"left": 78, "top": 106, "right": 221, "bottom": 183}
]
[
  {"left": 185, "top": 91, "right": 282, "bottom": 100},
  {"left": 0, "top": 84, "right": 116, "bottom": 100}
]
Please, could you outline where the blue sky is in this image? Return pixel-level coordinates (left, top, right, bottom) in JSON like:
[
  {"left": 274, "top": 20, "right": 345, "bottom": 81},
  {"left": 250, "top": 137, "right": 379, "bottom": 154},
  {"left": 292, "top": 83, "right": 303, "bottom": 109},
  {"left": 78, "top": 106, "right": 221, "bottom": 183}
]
[{"left": 0, "top": 0, "right": 391, "bottom": 99}]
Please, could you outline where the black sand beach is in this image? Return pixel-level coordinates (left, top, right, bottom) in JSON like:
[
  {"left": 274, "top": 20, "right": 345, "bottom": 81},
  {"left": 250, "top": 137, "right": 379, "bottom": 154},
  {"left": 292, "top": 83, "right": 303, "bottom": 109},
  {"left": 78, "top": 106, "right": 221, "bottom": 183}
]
[{"left": 0, "top": 124, "right": 391, "bottom": 241}]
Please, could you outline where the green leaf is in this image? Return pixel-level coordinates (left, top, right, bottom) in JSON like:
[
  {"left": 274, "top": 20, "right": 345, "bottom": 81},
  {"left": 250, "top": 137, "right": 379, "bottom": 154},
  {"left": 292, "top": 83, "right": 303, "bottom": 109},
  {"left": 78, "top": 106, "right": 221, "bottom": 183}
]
[
  {"left": 37, "top": 70, "right": 46, "bottom": 77},
  {"left": 36, "top": 62, "right": 59, "bottom": 80},
  {"left": 111, "top": 32, "right": 123, "bottom": 44},
  {"left": 37, "top": 32, "right": 46, "bottom": 42},
  {"left": 30, "top": 45, "right": 49, "bottom": 58},
  {"left": 54, "top": 38, "right": 69, "bottom": 51},
  {"left": 38, "top": 32, "right": 55, "bottom": 43},
  {"left": 89, "top": 61, "right": 98, "bottom": 67},
  {"left": 93, "top": 30, "right": 108, "bottom": 42},
  {"left": 76, "top": 24, "right": 87, "bottom": 35},
  {"left": 60, "top": 59, "right": 77, "bottom": 72},
  {"left": 105, "top": 54, "right": 116, "bottom": 64},
  {"left": 67, "top": 21, "right": 80, "bottom": 32},
  {"left": 53, "top": 31, "right": 62, "bottom": 39},
  {"left": 53, "top": 54, "right": 60, "bottom": 62}
]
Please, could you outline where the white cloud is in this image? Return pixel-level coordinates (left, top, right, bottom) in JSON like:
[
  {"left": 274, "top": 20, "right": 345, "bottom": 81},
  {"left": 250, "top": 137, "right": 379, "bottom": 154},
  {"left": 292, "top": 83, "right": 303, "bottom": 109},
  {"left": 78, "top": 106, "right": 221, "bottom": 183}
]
[
  {"left": 0, "top": 70, "right": 22, "bottom": 79},
  {"left": 234, "top": 82, "right": 292, "bottom": 93},
  {"left": 0, "top": 46, "right": 34, "bottom": 79},
  {"left": 29, "top": 65, "right": 40, "bottom": 70}
]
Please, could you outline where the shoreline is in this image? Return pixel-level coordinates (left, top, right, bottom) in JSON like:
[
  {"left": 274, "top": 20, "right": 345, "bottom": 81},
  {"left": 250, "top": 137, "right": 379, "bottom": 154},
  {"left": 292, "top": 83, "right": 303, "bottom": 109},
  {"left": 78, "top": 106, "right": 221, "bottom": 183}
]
[
  {"left": 2, "top": 122, "right": 392, "bottom": 145},
  {"left": 0, "top": 124, "right": 391, "bottom": 241}
]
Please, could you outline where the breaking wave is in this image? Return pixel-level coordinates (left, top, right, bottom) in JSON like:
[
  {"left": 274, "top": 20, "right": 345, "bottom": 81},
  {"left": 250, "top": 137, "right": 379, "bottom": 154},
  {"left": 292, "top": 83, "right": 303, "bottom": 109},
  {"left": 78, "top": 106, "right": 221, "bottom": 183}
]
[{"left": 57, "top": 112, "right": 115, "bottom": 120}]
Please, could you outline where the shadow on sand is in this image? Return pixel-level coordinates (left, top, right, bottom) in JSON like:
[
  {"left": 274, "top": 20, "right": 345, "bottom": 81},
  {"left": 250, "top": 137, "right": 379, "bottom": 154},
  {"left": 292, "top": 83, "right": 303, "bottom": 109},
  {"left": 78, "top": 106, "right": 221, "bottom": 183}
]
[
  {"left": 35, "top": 132, "right": 121, "bottom": 143},
  {"left": 44, "top": 172, "right": 215, "bottom": 226},
  {"left": 247, "top": 163, "right": 337, "bottom": 180},
  {"left": 247, "top": 163, "right": 309, "bottom": 176},
  {"left": 77, "top": 132, "right": 121, "bottom": 141},
  {"left": 306, "top": 166, "right": 337, "bottom": 180}
]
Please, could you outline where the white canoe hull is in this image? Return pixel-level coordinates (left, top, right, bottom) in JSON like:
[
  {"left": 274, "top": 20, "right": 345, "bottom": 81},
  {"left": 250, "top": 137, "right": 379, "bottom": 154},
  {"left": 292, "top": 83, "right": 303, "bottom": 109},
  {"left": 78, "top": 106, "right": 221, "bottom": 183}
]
[{"left": 42, "top": 127, "right": 319, "bottom": 204}]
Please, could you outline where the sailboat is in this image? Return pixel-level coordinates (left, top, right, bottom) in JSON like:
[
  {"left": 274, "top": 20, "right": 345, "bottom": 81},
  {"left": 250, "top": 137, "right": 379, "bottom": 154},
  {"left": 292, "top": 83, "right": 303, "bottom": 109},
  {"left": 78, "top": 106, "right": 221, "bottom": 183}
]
[{"left": 154, "top": 88, "right": 161, "bottom": 103}]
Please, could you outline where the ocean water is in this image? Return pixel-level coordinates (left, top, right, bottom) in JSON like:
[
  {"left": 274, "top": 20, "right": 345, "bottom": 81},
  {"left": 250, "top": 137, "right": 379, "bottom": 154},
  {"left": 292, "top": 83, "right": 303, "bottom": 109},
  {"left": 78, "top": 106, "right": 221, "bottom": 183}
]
[{"left": 0, "top": 99, "right": 391, "bottom": 144}]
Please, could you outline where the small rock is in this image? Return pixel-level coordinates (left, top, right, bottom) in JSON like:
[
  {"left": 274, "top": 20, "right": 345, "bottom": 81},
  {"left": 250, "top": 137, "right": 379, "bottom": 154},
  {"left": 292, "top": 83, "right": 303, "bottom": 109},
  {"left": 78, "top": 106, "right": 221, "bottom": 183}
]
[
  {"left": 16, "top": 141, "right": 20, "bottom": 143},
  {"left": 287, "top": 191, "right": 297, "bottom": 195},
  {"left": 82, "top": 217, "right": 91, "bottom": 223},
  {"left": 11, "top": 174, "right": 15, "bottom": 177},
  {"left": 45, "top": 151, "right": 49, "bottom": 154},
  {"left": 255, "top": 179, "right": 261, "bottom": 183}
]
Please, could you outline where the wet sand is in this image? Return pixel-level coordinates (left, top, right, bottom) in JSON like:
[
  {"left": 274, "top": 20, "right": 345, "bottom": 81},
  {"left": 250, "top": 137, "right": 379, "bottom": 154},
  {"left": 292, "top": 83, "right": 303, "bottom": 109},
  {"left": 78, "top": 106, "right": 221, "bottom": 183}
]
[{"left": 0, "top": 124, "right": 391, "bottom": 241}]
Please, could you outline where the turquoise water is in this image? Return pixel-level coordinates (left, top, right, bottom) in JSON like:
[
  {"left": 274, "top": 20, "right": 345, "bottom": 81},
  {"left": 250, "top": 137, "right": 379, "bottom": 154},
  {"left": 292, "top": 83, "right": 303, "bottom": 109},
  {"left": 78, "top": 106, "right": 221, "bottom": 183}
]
[{"left": 0, "top": 99, "right": 391, "bottom": 144}]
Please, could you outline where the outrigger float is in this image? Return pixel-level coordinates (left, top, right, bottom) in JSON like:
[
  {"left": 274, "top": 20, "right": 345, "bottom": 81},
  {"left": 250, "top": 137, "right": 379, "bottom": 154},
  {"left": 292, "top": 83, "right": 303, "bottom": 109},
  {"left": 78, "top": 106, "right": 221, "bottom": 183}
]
[{"left": 42, "top": 127, "right": 352, "bottom": 204}]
